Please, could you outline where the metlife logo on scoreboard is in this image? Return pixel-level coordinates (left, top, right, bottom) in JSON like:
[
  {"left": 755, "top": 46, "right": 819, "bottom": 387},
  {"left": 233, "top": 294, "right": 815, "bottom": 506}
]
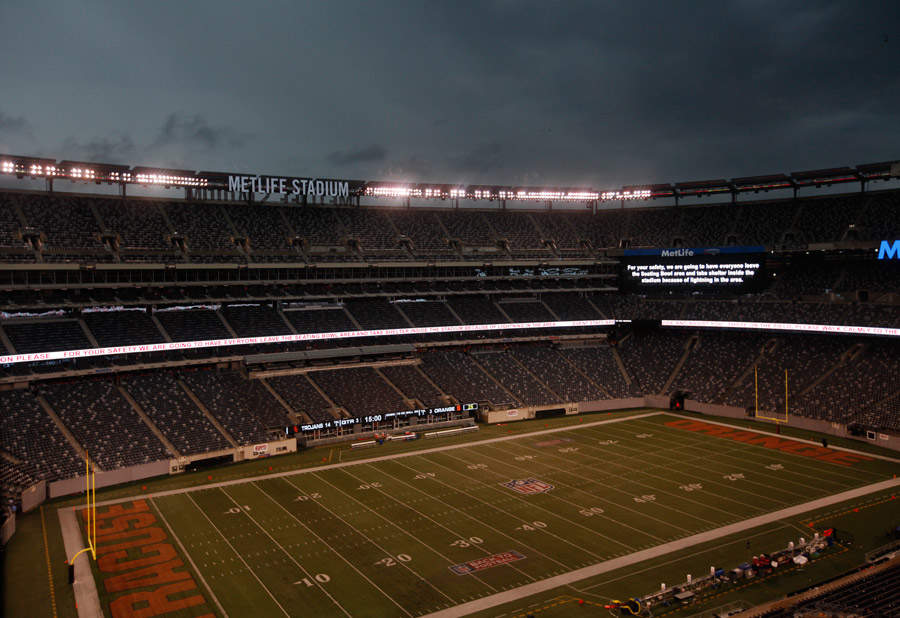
[{"left": 878, "top": 240, "right": 899, "bottom": 260}]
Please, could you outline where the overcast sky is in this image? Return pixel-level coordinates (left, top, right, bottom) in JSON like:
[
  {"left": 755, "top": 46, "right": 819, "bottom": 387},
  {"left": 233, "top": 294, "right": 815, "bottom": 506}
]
[{"left": 1, "top": 1, "right": 898, "bottom": 190}]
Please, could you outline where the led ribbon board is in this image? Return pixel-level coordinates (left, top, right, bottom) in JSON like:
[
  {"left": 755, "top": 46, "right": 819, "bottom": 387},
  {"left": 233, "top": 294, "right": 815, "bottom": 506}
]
[{"left": 0, "top": 319, "right": 615, "bottom": 365}]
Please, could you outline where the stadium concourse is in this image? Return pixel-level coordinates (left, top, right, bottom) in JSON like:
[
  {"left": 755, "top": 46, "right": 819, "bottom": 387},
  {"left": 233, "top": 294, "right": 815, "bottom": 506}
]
[{"left": 0, "top": 156, "right": 899, "bottom": 617}]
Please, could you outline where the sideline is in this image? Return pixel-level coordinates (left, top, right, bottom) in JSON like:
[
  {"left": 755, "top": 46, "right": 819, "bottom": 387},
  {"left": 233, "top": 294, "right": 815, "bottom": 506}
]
[
  {"left": 57, "top": 507, "right": 102, "bottom": 618},
  {"left": 85, "top": 411, "right": 661, "bottom": 509},
  {"left": 420, "top": 476, "right": 900, "bottom": 618}
]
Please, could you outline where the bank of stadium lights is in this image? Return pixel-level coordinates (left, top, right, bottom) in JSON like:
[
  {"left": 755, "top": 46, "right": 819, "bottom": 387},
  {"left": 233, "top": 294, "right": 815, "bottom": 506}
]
[
  {"left": 69, "top": 168, "right": 96, "bottom": 180},
  {"left": 133, "top": 173, "right": 208, "bottom": 188},
  {"left": 365, "top": 185, "right": 418, "bottom": 198},
  {"left": 600, "top": 189, "right": 652, "bottom": 201}
]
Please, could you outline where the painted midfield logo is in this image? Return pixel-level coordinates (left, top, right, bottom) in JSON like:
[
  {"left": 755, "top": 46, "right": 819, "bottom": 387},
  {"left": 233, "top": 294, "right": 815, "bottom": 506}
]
[{"left": 501, "top": 478, "right": 554, "bottom": 494}]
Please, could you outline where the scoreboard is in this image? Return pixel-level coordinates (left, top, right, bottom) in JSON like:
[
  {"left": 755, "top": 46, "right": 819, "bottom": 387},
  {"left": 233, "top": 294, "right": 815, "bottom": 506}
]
[
  {"left": 290, "top": 402, "right": 478, "bottom": 435},
  {"left": 619, "top": 246, "right": 766, "bottom": 293}
]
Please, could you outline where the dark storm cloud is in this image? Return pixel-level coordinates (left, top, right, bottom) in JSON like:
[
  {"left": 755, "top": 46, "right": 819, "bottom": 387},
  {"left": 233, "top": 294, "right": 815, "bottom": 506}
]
[
  {"left": 0, "top": 112, "right": 32, "bottom": 137},
  {"left": 0, "top": 1, "right": 898, "bottom": 188},
  {"left": 151, "top": 114, "right": 250, "bottom": 152},
  {"left": 59, "top": 133, "right": 135, "bottom": 164},
  {"left": 327, "top": 144, "right": 387, "bottom": 166},
  {"left": 448, "top": 143, "right": 514, "bottom": 176}
]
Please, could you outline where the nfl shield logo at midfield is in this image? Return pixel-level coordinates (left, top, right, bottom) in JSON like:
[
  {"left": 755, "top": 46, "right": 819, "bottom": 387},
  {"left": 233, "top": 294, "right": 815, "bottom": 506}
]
[{"left": 501, "top": 478, "right": 554, "bottom": 494}]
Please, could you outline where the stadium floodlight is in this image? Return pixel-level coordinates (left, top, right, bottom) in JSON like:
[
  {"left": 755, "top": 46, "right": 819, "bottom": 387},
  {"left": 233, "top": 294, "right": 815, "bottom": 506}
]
[
  {"left": 0, "top": 161, "right": 13, "bottom": 173},
  {"left": 601, "top": 189, "right": 652, "bottom": 201}
]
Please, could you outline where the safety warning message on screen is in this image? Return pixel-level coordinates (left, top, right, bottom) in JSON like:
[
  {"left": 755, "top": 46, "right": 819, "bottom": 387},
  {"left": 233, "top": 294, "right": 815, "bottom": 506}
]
[{"left": 625, "top": 261, "right": 762, "bottom": 286}]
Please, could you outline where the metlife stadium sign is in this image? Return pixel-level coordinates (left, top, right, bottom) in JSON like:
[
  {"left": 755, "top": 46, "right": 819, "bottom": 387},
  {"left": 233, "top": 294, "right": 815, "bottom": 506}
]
[
  {"left": 878, "top": 240, "right": 900, "bottom": 260},
  {"left": 228, "top": 175, "right": 350, "bottom": 197}
]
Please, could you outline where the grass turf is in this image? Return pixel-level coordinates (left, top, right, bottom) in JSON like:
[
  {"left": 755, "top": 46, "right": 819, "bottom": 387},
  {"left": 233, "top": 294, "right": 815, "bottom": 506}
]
[{"left": 73, "top": 412, "right": 900, "bottom": 617}]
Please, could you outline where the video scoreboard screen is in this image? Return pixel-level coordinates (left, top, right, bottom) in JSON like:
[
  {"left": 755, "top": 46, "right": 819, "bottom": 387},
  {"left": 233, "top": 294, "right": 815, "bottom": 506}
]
[{"left": 619, "top": 246, "right": 766, "bottom": 293}]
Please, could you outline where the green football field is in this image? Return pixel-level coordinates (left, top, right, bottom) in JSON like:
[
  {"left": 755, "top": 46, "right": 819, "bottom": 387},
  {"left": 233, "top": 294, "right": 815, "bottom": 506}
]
[{"left": 74, "top": 412, "right": 900, "bottom": 618}]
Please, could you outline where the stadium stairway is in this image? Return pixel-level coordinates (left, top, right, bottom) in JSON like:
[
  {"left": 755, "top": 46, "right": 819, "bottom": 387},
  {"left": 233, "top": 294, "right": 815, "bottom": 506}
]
[
  {"left": 467, "top": 353, "right": 522, "bottom": 406},
  {"left": 508, "top": 353, "right": 564, "bottom": 402},
  {"left": 151, "top": 314, "right": 173, "bottom": 343},
  {"left": 609, "top": 346, "right": 634, "bottom": 390},
  {"left": 0, "top": 327, "right": 15, "bottom": 354},
  {"left": 661, "top": 334, "right": 698, "bottom": 395},
  {"left": 215, "top": 309, "right": 239, "bottom": 338},
  {"left": 795, "top": 343, "right": 860, "bottom": 398},
  {"left": 557, "top": 347, "right": 614, "bottom": 399},
  {"left": 116, "top": 385, "right": 181, "bottom": 458},
  {"left": 373, "top": 367, "right": 418, "bottom": 409},
  {"left": 259, "top": 378, "right": 309, "bottom": 424},
  {"left": 76, "top": 318, "right": 100, "bottom": 347},
  {"left": 717, "top": 338, "right": 778, "bottom": 405},
  {"left": 175, "top": 379, "right": 238, "bottom": 448},
  {"left": 35, "top": 395, "right": 96, "bottom": 471}
]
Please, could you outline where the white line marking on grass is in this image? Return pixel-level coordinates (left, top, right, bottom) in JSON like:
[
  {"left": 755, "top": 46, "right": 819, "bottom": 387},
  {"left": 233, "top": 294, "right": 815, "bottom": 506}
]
[
  {"left": 87, "top": 412, "right": 664, "bottom": 510},
  {"left": 628, "top": 417, "right": 886, "bottom": 486},
  {"left": 360, "top": 460, "right": 573, "bottom": 575},
  {"left": 391, "top": 457, "right": 611, "bottom": 563},
  {"left": 56, "top": 507, "right": 102, "bottom": 618},
  {"left": 420, "top": 477, "right": 900, "bottom": 618},
  {"left": 502, "top": 436, "right": 782, "bottom": 526},
  {"left": 258, "top": 478, "right": 417, "bottom": 617},
  {"left": 278, "top": 477, "right": 456, "bottom": 606},
  {"left": 578, "top": 522, "right": 792, "bottom": 593},
  {"left": 331, "top": 466, "right": 511, "bottom": 590},
  {"left": 491, "top": 439, "right": 744, "bottom": 527},
  {"left": 440, "top": 448, "right": 683, "bottom": 543},
  {"left": 184, "top": 492, "right": 293, "bottom": 618},
  {"left": 215, "top": 487, "right": 355, "bottom": 617},
  {"left": 576, "top": 423, "right": 814, "bottom": 506},
  {"left": 659, "top": 413, "right": 900, "bottom": 464},
  {"left": 150, "top": 497, "right": 229, "bottom": 618},
  {"left": 439, "top": 448, "right": 680, "bottom": 544}
]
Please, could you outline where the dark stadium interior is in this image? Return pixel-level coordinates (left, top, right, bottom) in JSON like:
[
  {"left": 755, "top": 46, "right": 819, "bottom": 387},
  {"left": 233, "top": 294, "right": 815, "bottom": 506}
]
[{"left": 1, "top": 175, "right": 898, "bottom": 618}]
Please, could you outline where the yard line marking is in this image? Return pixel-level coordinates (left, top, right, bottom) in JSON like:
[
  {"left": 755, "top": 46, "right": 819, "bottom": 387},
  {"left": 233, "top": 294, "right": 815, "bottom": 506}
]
[
  {"left": 184, "top": 492, "right": 293, "bottom": 618},
  {"left": 273, "top": 477, "right": 455, "bottom": 606},
  {"left": 575, "top": 423, "right": 815, "bottom": 504},
  {"left": 623, "top": 417, "right": 883, "bottom": 486},
  {"left": 391, "top": 457, "right": 611, "bottom": 561},
  {"left": 420, "top": 476, "right": 900, "bottom": 618},
  {"left": 84, "top": 412, "right": 663, "bottom": 510},
  {"left": 475, "top": 442, "right": 724, "bottom": 528},
  {"left": 215, "top": 486, "right": 354, "bottom": 617},
  {"left": 360, "top": 460, "right": 573, "bottom": 573},
  {"left": 494, "top": 435, "right": 780, "bottom": 521},
  {"left": 150, "top": 497, "right": 229, "bottom": 618},
  {"left": 440, "top": 447, "right": 688, "bottom": 541},
  {"left": 657, "top": 412, "right": 900, "bottom": 466},
  {"left": 313, "top": 470, "right": 504, "bottom": 593},
  {"left": 261, "top": 478, "right": 417, "bottom": 617},
  {"left": 331, "top": 466, "right": 513, "bottom": 589}
]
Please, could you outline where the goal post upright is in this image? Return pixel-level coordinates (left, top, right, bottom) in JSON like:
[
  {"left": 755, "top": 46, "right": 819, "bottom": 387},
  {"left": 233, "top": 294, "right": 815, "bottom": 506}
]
[{"left": 68, "top": 450, "right": 97, "bottom": 571}]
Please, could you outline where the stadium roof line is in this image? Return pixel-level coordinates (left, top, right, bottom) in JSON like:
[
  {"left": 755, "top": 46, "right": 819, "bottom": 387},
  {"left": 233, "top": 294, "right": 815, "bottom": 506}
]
[{"left": 0, "top": 153, "right": 897, "bottom": 204}]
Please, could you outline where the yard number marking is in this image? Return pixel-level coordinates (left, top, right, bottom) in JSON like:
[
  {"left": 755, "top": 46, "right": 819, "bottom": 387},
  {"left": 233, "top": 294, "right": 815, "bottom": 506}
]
[
  {"left": 579, "top": 507, "right": 606, "bottom": 516},
  {"left": 357, "top": 483, "right": 383, "bottom": 490},
  {"left": 450, "top": 537, "right": 484, "bottom": 548},
  {"left": 375, "top": 554, "right": 412, "bottom": 567},
  {"left": 295, "top": 573, "right": 331, "bottom": 586},
  {"left": 294, "top": 493, "right": 321, "bottom": 501},
  {"left": 516, "top": 521, "right": 547, "bottom": 531}
]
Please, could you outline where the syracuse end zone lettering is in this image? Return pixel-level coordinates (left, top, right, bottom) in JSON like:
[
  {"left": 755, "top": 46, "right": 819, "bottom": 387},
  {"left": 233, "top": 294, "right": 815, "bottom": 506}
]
[
  {"left": 664, "top": 419, "right": 874, "bottom": 467},
  {"left": 81, "top": 500, "right": 216, "bottom": 618}
]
